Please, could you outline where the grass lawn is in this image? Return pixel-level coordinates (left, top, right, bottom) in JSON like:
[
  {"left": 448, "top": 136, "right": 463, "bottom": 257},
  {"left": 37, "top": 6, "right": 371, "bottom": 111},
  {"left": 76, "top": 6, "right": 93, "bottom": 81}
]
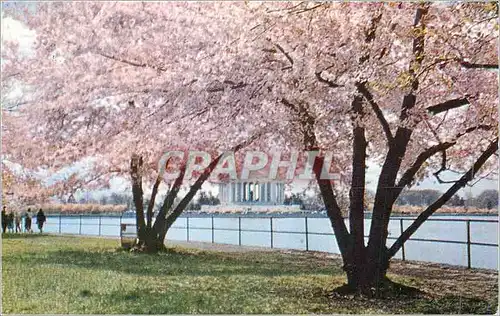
[{"left": 2, "top": 234, "right": 498, "bottom": 314}]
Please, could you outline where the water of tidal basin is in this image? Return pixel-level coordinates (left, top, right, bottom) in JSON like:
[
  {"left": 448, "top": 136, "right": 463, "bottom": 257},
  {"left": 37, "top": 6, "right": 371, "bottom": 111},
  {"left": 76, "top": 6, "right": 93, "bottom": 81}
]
[{"left": 42, "top": 214, "right": 498, "bottom": 270}]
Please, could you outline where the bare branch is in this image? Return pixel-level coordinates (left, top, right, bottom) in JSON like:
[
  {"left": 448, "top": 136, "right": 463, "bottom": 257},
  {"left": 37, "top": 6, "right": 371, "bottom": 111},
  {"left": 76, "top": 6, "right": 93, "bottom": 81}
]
[
  {"left": 469, "top": 168, "right": 498, "bottom": 186},
  {"left": 397, "top": 141, "right": 455, "bottom": 189},
  {"left": 426, "top": 97, "right": 470, "bottom": 115},
  {"left": 223, "top": 80, "right": 248, "bottom": 90},
  {"left": 265, "top": 2, "right": 305, "bottom": 13},
  {"left": 313, "top": 155, "right": 351, "bottom": 258},
  {"left": 355, "top": 81, "right": 393, "bottom": 143},
  {"left": 460, "top": 61, "right": 499, "bottom": 70},
  {"left": 433, "top": 150, "right": 456, "bottom": 184},
  {"left": 458, "top": 124, "right": 494, "bottom": 137},
  {"left": 293, "top": 3, "right": 325, "bottom": 14},
  {"left": 388, "top": 138, "right": 498, "bottom": 258},
  {"left": 433, "top": 171, "right": 460, "bottom": 184},
  {"left": 162, "top": 131, "right": 263, "bottom": 233},
  {"left": 282, "top": 97, "right": 351, "bottom": 257},
  {"left": 207, "top": 80, "right": 248, "bottom": 92},
  {"left": 274, "top": 43, "right": 293, "bottom": 68},
  {"left": 397, "top": 124, "right": 494, "bottom": 189},
  {"left": 96, "top": 51, "right": 168, "bottom": 72},
  {"left": 146, "top": 174, "right": 161, "bottom": 229},
  {"left": 281, "top": 98, "right": 316, "bottom": 150},
  {"left": 152, "top": 163, "right": 187, "bottom": 237}
]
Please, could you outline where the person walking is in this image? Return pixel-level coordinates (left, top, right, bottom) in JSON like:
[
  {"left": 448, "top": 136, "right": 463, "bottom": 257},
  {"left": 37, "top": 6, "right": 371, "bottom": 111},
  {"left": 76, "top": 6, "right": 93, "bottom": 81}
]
[
  {"left": 1, "top": 206, "right": 7, "bottom": 233},
  {"left": 15, "top": 212, "right": 22, "bottom": 233},
  {"left": 7, "top": 211, "right": 15, "bottom": 233},
  {"left": 36, "top": 209, "right": 46, "bottom": 233},
  {"left": 25, "top": 209, "right": 32, "bottom": 233}
]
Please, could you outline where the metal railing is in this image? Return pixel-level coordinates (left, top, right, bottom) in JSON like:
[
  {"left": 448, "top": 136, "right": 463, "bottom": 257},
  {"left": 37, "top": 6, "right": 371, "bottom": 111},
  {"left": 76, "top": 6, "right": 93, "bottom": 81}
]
[{"left": 41, "top": 214, "right": 498, "bottom": 269}]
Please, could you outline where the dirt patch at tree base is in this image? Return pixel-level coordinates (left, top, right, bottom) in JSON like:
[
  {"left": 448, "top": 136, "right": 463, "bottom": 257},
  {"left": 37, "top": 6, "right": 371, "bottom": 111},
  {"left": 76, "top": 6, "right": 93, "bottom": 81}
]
[
  {"left": 168, "top": 241, "right": 497, "bottom": 313},
  {"left": 289, "top": 250, "right": 498, "bottom": 314}
]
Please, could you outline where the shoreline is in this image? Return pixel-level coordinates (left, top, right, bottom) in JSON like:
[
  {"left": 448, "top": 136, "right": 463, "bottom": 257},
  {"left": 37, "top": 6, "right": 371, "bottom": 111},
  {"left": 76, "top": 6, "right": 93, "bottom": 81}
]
[{"left": 40, "top": 211, "right": 498, "bottom": 218}]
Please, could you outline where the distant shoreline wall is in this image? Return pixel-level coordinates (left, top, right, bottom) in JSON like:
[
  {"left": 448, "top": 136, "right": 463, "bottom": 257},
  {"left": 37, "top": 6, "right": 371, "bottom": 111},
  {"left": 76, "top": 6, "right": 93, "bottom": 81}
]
[{"left": 200, "top": 204, "right": 302, "bottom": 214}]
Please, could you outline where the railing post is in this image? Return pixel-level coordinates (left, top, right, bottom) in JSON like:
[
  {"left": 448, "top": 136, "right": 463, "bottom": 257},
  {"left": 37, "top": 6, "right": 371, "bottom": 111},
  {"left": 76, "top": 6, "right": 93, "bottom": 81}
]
[
  {"left": 186, "top": 217, "right": 190, "bottom": 242},
  {"left": 270, "top": 217, "right": 273, "bottom": 248},
  {"left": 305, "top": 216, "right": 309, "bottom": 251},
  {"left": 79, "top": 215, "right": 82, "bottom": 235},
  {"left": 98, "top": 216, "right": 101, "bottom": 236},
  {"left": 400, "top": 218, "right": 405, "bottom": 261},
  {"left": 238, "top": 217, "right": 242, "bottom": 246},
  {"left": 119, "top": 214, "right": 123, "bottom": 238},
  {"left": 58, "top": 214, "right": 61, "bottom": 234},
  {"left": 467, "top": 220, "right": 471, "bottom": 269},
  {"left": 211, "top": 215, "right": 214, "bottom": 243}
]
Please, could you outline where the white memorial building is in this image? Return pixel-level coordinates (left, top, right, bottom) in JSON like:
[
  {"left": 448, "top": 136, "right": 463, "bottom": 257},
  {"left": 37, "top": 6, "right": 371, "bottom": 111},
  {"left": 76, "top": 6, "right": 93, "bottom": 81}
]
[{"left": 200, "top": 180, "right": 301, "bottom": 213}]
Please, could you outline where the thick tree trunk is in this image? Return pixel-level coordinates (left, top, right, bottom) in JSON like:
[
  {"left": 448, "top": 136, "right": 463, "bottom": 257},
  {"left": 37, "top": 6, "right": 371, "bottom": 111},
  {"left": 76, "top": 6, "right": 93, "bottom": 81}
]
[
  {"left": 129, "top": 154, "right": 165, "bottom": 253},
  {"left": 129, "top": 134, "right": 261, "bottom": 253},
  {"left": 367, "top": 4, "right": 429, "bottom": 277},
  {"left": 345, "top": 95, "right": 368, "bottom": 290},
  {"left": 345, "top": 256, "right": 390, "bottom": 293},
  {"left": 342, "top": 94, "right": 392, "bottom": 294},
  {"left": 151, "top": 164, "right": 187, "bottom": 245},
  {"left": 130, "top": 154, "right": 147, "bottom": 245},
  {"left": 348, "top": 139, "right": 498, "bottom": 292},
  {"left": 128, "top": 153, "right": 219, "bottom": 253},
  {"left": 134, "top": 227, "right": 165, "bottom": 253}
]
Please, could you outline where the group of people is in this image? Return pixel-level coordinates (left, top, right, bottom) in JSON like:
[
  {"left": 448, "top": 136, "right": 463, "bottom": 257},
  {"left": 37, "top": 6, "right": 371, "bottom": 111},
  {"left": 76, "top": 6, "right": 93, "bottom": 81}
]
[{"left": 1, "top": 206, "right": 47, "bottom": 234}]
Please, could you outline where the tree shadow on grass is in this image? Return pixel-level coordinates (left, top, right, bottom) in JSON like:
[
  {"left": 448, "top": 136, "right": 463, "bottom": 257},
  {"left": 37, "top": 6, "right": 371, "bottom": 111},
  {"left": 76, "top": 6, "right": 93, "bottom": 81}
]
[
  {"left": 76, "top": 287, "right": 257, "bottom": 314},
  {"left": 74, "top": 282, "right": 497, "bottom": 314},
  {"left": 4, "top": 247, "right": 343, "bottom": 278}
]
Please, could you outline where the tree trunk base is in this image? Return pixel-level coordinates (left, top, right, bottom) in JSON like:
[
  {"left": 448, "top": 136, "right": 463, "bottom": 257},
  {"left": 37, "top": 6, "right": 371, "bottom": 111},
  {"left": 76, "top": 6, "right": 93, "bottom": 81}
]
[
  {"left": 332, "top": 277, "right": 423, "bottom": 299},
  {"left": 129, "top": 235, "right": 166, "bottom": 254}
]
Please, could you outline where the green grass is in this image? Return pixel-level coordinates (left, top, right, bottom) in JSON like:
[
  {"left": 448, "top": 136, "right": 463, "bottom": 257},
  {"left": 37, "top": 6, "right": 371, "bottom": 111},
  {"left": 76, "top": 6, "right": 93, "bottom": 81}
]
[{"left": 2, "top": 234, "right": 497, "bottom": 314}]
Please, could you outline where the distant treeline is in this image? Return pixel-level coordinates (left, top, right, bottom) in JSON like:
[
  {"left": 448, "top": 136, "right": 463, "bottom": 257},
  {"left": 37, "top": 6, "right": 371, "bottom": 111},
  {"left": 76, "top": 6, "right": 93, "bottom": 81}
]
[
  {"left": 25, "top": 203, "right": 127, "bottom": 214},
  {"left": 283, "top": 189, "right": 498, "bottom": 212},
  {"left": 70, "top": 191, "right": 221, "bottom": 211},
  {"left": 50, "top": 188, "right": 496, "bottom": 215},
  {"left": 395, "top": 189, "right": 498, "bottom": 210}
]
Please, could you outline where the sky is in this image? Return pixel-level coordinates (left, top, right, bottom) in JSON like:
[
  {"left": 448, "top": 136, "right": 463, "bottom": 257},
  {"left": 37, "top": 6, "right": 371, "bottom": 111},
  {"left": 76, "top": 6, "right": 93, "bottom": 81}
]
[{"left": 1, "top": 8, "right": 498, "bottom": 201}]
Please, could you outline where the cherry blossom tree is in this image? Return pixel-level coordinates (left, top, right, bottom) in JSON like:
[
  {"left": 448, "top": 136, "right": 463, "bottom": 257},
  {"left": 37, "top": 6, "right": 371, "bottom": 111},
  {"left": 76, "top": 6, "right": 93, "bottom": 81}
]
[
  {"left": 1, "top": 161, "right": 53, "bottom": 210},
  {"left": 2, "top": 2, "right": 270, "bottom": 251},
  {"left": 2, "top": 1, "right": 498, "bottom": 292},
  {"left": 239, "top": 2, "right": 498, "bottom": 293}
]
